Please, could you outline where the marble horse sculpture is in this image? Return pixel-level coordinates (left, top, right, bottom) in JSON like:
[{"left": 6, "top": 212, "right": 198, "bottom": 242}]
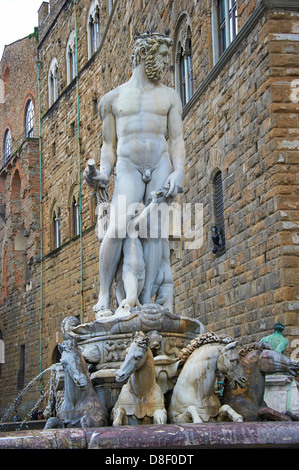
[
  {"left": 168, "top": 333, "right": 246, "bottom": 423},
  {"left": 45, "top": 340, "right": 107, "bottom": 429},
  {"left": 221, "top": 342, "right": 299, "bottom": 422},
  {"left": 111, "top": 331, "right": 167, "bottom": 425}
]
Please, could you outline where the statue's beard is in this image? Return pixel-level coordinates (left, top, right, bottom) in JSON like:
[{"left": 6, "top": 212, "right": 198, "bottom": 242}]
[{"left": 145, "top": 56, "right": 164, "bottom": 82}]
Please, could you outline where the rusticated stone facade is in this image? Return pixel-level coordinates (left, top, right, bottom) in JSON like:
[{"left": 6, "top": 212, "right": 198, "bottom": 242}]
[
  {"left": 0, "top": 0, "right": 298, "bottom": 417},
  {"left": 0, "top": 36, "right": 40, "bottom": 415}
]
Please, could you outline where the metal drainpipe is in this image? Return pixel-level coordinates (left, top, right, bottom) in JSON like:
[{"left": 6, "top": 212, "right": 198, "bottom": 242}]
[
  {"left": 74, "top": 0, "right": 84, "bottom": 323},
  {"left": 37, "top": 52, "right": 43, "bottom": 392}
]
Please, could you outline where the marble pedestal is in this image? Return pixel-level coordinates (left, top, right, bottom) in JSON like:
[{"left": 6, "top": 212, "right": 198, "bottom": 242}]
[
  {"left": 264, "top": 373, "right": 299, "bottom": 415},
  {"left": 61, "top": 304, "right": 205, "bottom": 412}
]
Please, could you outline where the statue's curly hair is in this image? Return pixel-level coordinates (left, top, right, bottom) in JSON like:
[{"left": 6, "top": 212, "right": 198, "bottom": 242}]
[
  {"left": 130, "top": 34, "right": 173, "bottom": 68},
  {"left": 238, "top": 341, "right": 272, "bottom": 359},
  {"left": 178, "top": 332, "right": 234, "bottom": 364}
]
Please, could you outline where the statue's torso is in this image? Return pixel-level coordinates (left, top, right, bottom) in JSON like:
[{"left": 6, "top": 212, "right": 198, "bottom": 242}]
[{"left": 111, "top": 83, "right": 172, "bottom": 168}]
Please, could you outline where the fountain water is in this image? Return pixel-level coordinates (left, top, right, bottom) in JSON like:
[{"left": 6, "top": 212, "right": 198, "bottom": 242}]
[
  {"left": 0, "top": 367, "right": 52, "bottom": 425},
  {"left": 16, "top": 376, "right": 51, "bottom": 431}
]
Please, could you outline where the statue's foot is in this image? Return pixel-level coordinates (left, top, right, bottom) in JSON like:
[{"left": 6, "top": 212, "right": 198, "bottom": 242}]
[
  {"left": 94, "top": 307, "right": 114, "bottom": 319},
  {"left": 114, "top": 303, "right": 132, "bottom": 318},
  {"left": 93, "top": 295, "right": 114, "bottom": 318}
]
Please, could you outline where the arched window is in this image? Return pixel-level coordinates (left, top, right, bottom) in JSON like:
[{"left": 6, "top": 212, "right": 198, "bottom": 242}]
[
  {"left": 87, "top": 1, "right": 100, "bottom": 59},
  {"left": 66, "top": 30, "right": 76, "bottom": 85},
  {"left": 174, "top": 13, "right": 193, "bottom": 107},
  {"left": 25, "top": 100, "right": 34, "bottom": 137},
  {"left": 212, "top": 171, "right": 226, "bottom": 256},
  {"left": 48, "top": 58, "right": 58, "bottom": 107},
  {"left": 52, "top": 206, "right": 61, "bottom": 249},
  {"left": 3, "top": 129, "right": 12, "bottom": 164}
]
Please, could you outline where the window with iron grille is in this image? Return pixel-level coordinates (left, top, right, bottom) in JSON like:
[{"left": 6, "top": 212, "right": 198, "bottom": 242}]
[{"left": 212, "top": 171, "right": 226, "bottom": 256}]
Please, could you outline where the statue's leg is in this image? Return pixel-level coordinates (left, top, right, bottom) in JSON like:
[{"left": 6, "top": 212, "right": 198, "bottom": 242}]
[
  {"left": 218, "top": 404, "right": 243, "bottom": 422},
  {"left": 153, "top": 408, "right": 167, "bottom": 425},
  {"left": 258, "top": 406, "right": 292, "bottom": 421},
  {"left": 185, "top": 405, "right": 203, "bottom": 423},
  {"left": 119, "top": 236, "right": 145, "bottom": 308},
  {"left": 112, "top": 407, "right": 126, "bottom": 426},
  {"left": 44, "top": 417, "right": 64, "bottom": 429},
  {"left": 95, "top": 162, "right": 145, "bottom": 311},
  {"left": 154, "top": 239, "right": 173, "bottom": 312},
  {"left": 141, "top": 157, "right": 173, "bottom": 305},
  {"left": 140, "top": 237, "right": 162, "bottom": 303}
]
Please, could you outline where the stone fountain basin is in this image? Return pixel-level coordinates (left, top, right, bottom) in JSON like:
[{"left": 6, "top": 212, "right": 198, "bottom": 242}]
[{"left": 0, "top": 422, "right": 298, "bottom": 449}]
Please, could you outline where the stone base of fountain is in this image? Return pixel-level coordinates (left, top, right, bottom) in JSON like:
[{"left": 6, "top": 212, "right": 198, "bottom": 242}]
[
  {"left": 0, "top": 422, "right": 298, "bottom": 449},
  {"left": 58, "top": 305, "right": 205, "bottom": 416},
  {"left": 0, "top": 420, "right": 47, "bottom": 433}
]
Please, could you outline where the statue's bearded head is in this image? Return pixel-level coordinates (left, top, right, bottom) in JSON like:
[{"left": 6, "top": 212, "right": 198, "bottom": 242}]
[{"left": 131, "top": 34, "right": 173, "bottom": 82}]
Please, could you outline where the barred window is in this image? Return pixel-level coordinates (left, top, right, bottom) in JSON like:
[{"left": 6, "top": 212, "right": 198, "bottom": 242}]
[{"left": 212, "top": 171, "right": 226, "bottom": 256}]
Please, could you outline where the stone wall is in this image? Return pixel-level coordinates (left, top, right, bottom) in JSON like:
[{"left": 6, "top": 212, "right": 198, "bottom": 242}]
[
  {"left": 36, "top": 0, "right": 299, "bottom": 367},
  {"left": 173, "top": 6, "right": 299, "bottom": 352},
  {"left": 0, "top": 37, "right": 40, "bottom": 416}
]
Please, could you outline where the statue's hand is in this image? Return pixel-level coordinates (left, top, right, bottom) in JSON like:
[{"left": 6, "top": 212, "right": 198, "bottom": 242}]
[
  {"left": 163, "top": 170, "right": 184, "bottom": 198},
  {"left": 83, "top": 166, "right": 108, "bottom": 189}
]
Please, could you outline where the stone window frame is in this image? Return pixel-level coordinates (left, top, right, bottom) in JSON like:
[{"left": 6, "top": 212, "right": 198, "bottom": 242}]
[
  {"left": 24, "top": 99, "right": 35, "bottom": 138},
  {"left": 173, "top": 12, "right": 194, "bottom": 107},
  {"left": 211, "top": 0, "right": 238, "bottom": 65},
  {"left": 3, "top": 128, "right": 12, "bottom": 165},
  {"left": 66, "top": 30, "right": 76, "bottom": 85},
  {"left": 87, "top": 0, "right": 101, "bottom": 60},
  {"left": 48, "top": 58, "right": 59, "bottom": 108}
]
